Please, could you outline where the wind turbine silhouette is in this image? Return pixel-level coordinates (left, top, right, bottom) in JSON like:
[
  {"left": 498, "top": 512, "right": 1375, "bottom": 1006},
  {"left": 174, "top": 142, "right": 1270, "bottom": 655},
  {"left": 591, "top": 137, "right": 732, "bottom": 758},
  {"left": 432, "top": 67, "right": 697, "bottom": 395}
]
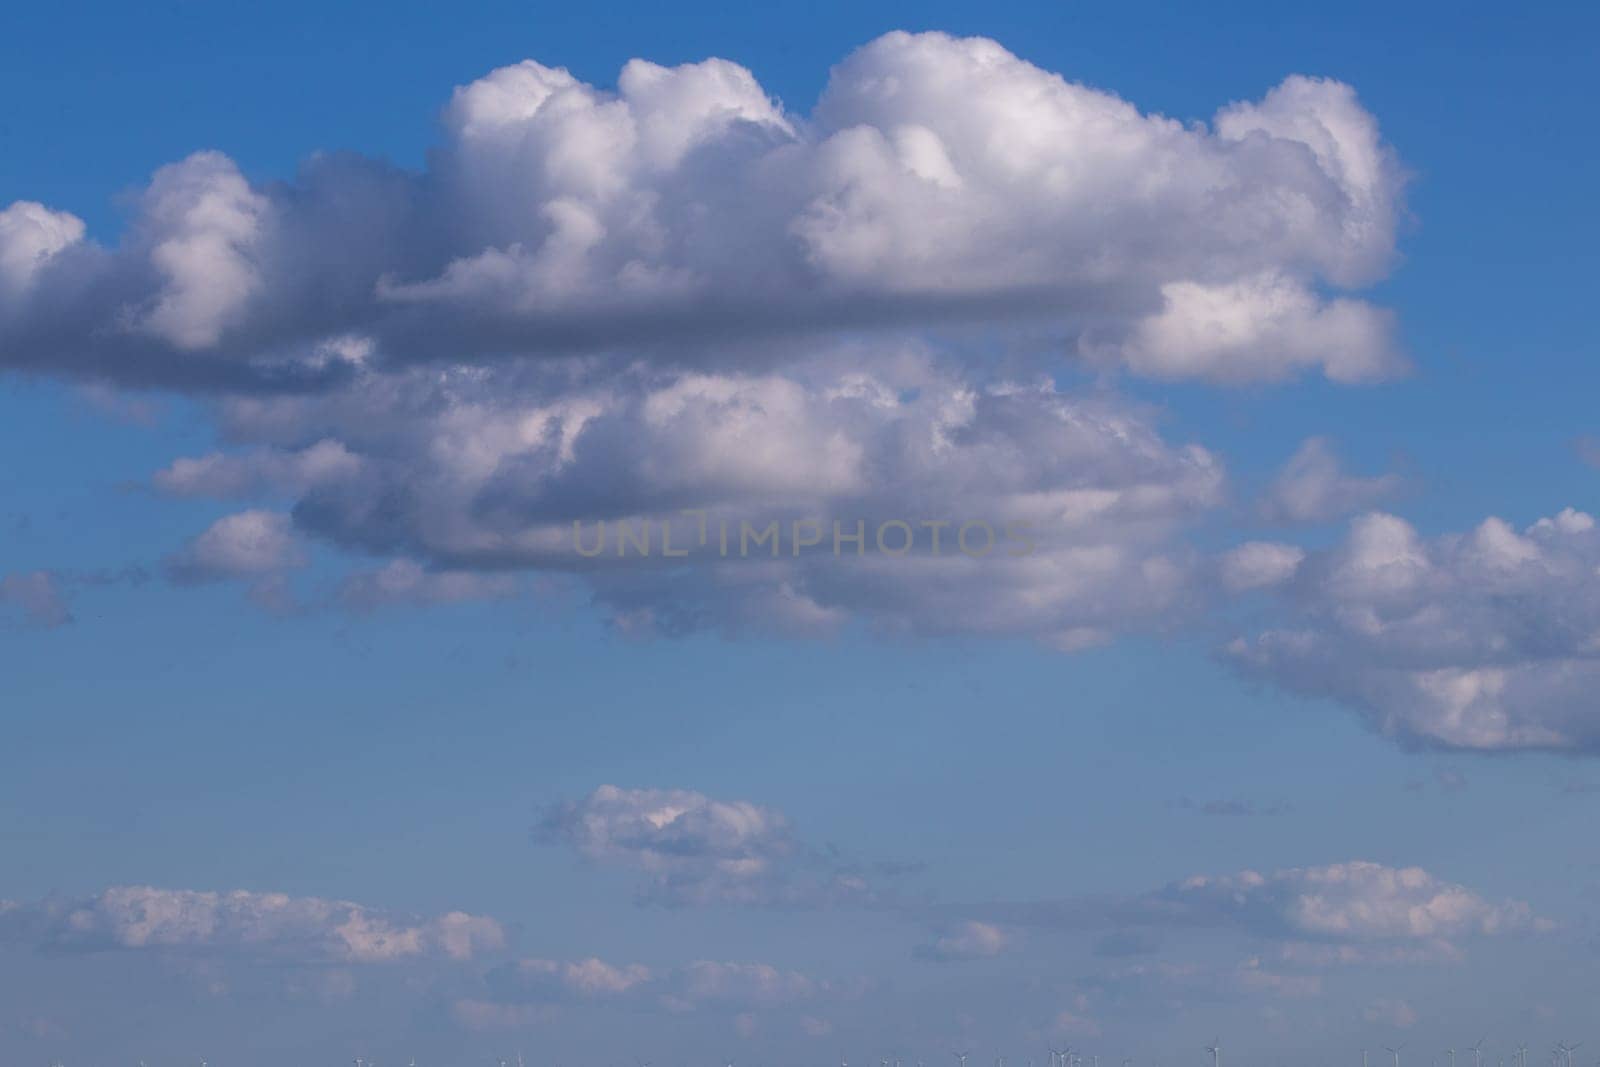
[
  {"left": 1386, "top": 1044, "right": 1407, "bottom": 1067},
  {"left": 1206, "top": 1040, "right": 1222, "bottom": 1067}
]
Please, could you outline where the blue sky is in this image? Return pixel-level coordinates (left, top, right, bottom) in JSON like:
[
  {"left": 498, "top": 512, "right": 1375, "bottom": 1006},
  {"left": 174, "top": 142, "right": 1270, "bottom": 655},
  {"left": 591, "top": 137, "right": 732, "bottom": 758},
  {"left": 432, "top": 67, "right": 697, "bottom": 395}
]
[{"left": 2, "top": 1, "right": 1599, "bottom": 1063}]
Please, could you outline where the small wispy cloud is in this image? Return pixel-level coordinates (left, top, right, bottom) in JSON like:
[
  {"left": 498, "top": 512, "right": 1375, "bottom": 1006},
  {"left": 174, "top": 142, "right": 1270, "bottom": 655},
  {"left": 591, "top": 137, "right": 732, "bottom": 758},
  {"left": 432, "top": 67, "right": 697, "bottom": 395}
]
[{"left": 535, "top": 784, "right": 891, "bottom": 908}]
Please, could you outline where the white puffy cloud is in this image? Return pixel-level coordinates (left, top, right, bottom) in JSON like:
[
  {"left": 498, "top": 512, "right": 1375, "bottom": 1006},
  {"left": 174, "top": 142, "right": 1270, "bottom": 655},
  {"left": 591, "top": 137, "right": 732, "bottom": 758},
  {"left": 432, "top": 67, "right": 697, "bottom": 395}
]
[
  {"left": 0, "top": 32, "right": 1404, "bottom": 388},
  {"left": 916, "top": 920, "right": 1011, "bottom": 961},
  {"left": 1082, "top": 273, "right": 1400, "bottom": 384},
  {"left": 164, "top": 509, "right": 304, "bottom": 583},
  {"left": 1229, "top": 507, "right": 1600, "bottom": 751},
  {"left": 183, "top": 352, "right": 1222, "bottom": 641},
  {"left": 129, "top": 152, "right": 269, "bottom": 350},
  {"left": 1260, "top": 437, "right": 1401, "bottom": 523},
  {"left": 0, "top": 885, "right": 504, "bottom": 963},
  {"left": 152, "top": 438, "right": 363, "bottom": 498},
  {"left": 1157, "top": 861, "right": 1543, "bottom": 945},
  {"left": 500, "top": 957, "right": 654, "bottom": 999},
  {"left": 990, "top": 859, "right": 1542, "bottom": 968},
  {"left": 0, "top": 201, "right": 85, "bottom": 302},
  {"left": 536, "top": 784, "right": 875, "bottom": 907}
]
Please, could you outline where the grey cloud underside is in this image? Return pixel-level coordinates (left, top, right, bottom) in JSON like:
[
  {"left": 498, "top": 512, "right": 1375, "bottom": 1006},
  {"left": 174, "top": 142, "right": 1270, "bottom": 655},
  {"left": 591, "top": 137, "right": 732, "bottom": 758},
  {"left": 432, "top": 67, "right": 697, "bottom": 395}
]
[
  {"left": 0, "top": 32, "right": 1403, "bottom": 390},
  {"left": 149, "top": 348, "right": 1225, "bottom": 644}
]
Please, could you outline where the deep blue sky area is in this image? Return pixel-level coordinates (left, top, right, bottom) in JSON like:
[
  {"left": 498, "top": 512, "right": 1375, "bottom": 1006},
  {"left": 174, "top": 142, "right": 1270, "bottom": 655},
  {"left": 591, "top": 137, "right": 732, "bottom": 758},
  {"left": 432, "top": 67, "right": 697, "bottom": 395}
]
[{"left": 1, "top": 2, "right": 1598, "bottom": 1064}]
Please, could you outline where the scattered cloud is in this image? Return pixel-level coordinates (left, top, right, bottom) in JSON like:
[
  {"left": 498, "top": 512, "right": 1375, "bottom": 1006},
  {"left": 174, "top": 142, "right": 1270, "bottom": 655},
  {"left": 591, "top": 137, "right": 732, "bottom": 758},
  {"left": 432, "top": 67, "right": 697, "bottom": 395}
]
[
  {"left": 1260, "top": 437, "right": 1401, "bottom": 524},
  {"left": 916, "top": 920, "right": 1011, "bottom": 962},
  {"left": 487, "top": 956, "right": 654, "bottom": 1001},
  {"left": 1229, "top": 507, "right": 1600, "bottom": 752},
  {"left": 535, "top": 784, "right": 881, "bottom": 907},
  {"left": 460, "top": 955, "right": 828, "bottom": 1029},
  {"left": 0, "top": 566, "right": 149, "bottom": 628},
  {"left": 1171, "top": 862, "right": 1529, "bottom": 939},
  {"left": 1363, "top": 996, "right": 1419, "bottom": 1028},
  {"left": 163, "top": 509, "right": 304, "bottom": 584},
  {"left": 0, "top": 885, "right": 504, "bottom": 964},
  {"left": 1147, "top": 861, "right": 1546, "bottom": 947},
  {"left": 1051, "top": 992, "right": 1103, "bottom": 1037},
  {"left": 153, "top": 439, "right": 363, "bottom": 498},
  {"left": 1573, "top": 436, "right": 1600, "bottom": 469},
  {"left": 0, "top": 570, "right": 73, "bottom": 627},
  {"left": 987, "top": 860, "right": 1545, "bottom": 964},
  {"left": 338, "top": 558, "right": 518, "bottom": 611}
]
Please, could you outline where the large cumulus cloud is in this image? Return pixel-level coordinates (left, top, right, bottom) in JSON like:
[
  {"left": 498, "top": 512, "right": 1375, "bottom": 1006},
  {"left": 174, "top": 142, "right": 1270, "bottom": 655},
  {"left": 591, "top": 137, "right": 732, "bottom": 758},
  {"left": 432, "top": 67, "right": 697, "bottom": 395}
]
[
  {"left": 150, "top": 348, "right": 1224, "bottom": 643},
  {"left": 0, "top": 32, "right": 1404, "bottom": 388},
  {"left": 0, "top": 31, "right": 1418, "bottom": 651}
]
